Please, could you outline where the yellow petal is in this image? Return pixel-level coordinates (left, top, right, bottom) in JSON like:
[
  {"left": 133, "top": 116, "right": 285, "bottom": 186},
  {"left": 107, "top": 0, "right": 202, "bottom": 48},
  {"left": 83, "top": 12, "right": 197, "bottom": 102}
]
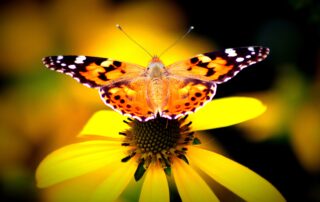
[
  {"left": 79, "top": 110, "right": 130, "bottom": 138},
  {"left": 291, "top": 103, "right": 320, "bottom": 172},
  {"left": 189, "top": 97, "right": 266, "bottom": 131},
  {"left": 42, "top": 165, "right": 116, "bottom": 202},
  {"left": 139, "top": 163, "right": 169, "bottom": 202},
  {"left": 90, "top": 160, "right": 136, "bottom": 202},
  {"left": 172, "top": 158, "right": 219, "bottom": 202},
  {"left": 188, "top": 147, "right": 285, "bottom": 202},
  {"left": 36, "top": 140, "right": 125, "bottom": 188}
]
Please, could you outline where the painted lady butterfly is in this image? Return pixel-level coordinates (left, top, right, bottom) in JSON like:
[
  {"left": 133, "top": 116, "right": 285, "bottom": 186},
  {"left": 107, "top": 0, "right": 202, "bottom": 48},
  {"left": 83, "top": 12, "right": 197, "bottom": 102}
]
[{"left": 43, "top": 46, "right": 269, "bottom": 121}]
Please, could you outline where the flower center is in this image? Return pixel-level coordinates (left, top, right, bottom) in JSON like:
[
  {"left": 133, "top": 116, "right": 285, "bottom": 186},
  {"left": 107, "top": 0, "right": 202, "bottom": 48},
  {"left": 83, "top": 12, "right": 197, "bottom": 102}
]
[
  {"left": 133, "top": 117, "right": 180, "bottom": 153},
  {"left": 120, "top": 116, "right": 200, "bottom": 181}
]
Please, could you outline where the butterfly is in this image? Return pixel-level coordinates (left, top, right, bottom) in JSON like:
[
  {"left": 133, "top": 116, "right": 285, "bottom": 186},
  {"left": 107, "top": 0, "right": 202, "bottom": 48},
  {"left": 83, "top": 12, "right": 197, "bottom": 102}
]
[{"left": 43, "top": 46, "right": 269, "bottom": 121}]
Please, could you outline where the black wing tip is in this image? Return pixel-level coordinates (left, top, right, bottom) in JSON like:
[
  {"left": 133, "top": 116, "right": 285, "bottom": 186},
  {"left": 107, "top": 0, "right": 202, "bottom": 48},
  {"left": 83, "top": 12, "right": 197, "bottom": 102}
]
[
  {"left": 264, "top": 47, "right": 270, "bottom": 55},
  {"left": 42, "top": 56, "right": 49, "bottom": 62},
  {"left": 234, "top": 46, "right": 270, "bottom": 52},
  {"left": 241, "top": 46, "right": 270, "bottom": 57},
  {"left": 42, "top": 57, "right": 58, "bottom": 69},
  {"left": 42, "top": 57, "right": 51, "bottom": 67},
  {"left": 251, "top": 46, "right": 270, "bottom": 54}
]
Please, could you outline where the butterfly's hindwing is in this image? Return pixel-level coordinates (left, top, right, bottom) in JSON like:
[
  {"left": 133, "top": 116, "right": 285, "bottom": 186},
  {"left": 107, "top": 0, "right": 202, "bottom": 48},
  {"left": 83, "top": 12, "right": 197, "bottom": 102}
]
[
  {"left": 42, "top": 56, "right": 145, "bottom": 88},
  {"left": 161, "top": 76, "right": 216, "bottom": 119},
  {"left": 99, "top": 78, "right": 156, "bottom": 121},
  {"left": 167, "top": 46, "right": 269, "bottom": 84}
]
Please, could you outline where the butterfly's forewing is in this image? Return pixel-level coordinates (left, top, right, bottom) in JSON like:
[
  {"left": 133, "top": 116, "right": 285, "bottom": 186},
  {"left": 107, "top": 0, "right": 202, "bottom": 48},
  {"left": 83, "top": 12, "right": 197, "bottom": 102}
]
[
  {"left": 42, "top": 56, "right": 145, "bottom": 88},
  {"left": 99, "top": 77, "right": 156, "bottom": 121},
  {"left": 161, "top": 76, "right": 216, "bottom": 119},
  {"left": 166, "top": 46, "right": 269, "bottom": 84}
]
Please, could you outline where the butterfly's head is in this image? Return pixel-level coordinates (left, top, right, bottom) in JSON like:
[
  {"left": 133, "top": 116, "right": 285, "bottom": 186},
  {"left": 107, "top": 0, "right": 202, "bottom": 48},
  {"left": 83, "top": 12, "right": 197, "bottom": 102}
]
[{"left": 147, "top": 56, "right": 166, "bottom": 78}]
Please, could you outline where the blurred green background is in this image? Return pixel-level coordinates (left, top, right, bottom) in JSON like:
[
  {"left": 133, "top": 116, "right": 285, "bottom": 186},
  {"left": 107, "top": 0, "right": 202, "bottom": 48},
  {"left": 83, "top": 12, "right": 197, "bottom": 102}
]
[{"left": 0, "top": 0, "right": 319, "bottom": 201}]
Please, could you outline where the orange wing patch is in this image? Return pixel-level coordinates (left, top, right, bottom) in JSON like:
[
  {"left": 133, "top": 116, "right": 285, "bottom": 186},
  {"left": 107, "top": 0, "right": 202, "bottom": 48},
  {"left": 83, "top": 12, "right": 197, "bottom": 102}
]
[
  {"left": 80, "top": 61, "right": 144, "bottom": 86},
  {"left": 161, "top": 76, "right": 216, "bottom": 119},
  {"left": 190, "top": 55, "right": 234, "bottom": 81},
  {"left": 206, "top": 57, "right": 233, "bottom": 79},
  {"left": 99, "top": 78, "right": 155, "bottom": 121},
  {"left": 80, "top": 63, "right": 110, "bottom": 86},
  {"left": 166, "top": 55, "right": 233, "bottom": 83}
]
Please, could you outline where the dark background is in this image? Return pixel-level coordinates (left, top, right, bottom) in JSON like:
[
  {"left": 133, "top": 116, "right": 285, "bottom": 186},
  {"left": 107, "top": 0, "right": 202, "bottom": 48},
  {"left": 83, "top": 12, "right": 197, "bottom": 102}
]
[
  {"left": 180, "top": 0, "right": 319, "bottom": 201},
  {"left": 182, "top": 0, "right": 319, "bottom": 201},
  {"left": 0, "top": 0, "right": 319, "bottom": 201}
]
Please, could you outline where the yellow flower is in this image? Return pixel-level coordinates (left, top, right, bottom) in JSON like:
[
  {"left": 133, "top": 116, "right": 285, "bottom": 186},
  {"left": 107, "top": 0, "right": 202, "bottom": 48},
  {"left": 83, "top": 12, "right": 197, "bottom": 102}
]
[{"left": 36, "top": 97, "right": 285, "bottom": 202}]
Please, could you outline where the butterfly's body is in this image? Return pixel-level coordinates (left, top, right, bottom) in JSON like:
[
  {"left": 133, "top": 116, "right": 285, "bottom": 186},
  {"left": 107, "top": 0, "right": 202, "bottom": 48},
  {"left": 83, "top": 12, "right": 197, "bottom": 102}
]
[
  {"left": 43, "top": 46, "right": 269, "bottom": 121},
  {"left": 146, "top": 57, "right": 169, "bottom": 115}
]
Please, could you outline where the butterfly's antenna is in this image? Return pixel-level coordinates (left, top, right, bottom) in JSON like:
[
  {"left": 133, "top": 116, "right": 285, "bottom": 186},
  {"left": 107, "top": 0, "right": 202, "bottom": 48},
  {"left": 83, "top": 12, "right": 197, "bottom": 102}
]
[
  {"left": 159, "top": 26, "right": 194, "bottom": 57},
  {"left": 116, "top": 24, "right": 153, "bottom": 58}
]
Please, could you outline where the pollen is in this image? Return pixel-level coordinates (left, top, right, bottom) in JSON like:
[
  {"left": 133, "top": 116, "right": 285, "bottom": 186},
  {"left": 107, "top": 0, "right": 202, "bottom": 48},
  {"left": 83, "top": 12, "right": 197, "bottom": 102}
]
[{"left": 120, "top": 116, "right": 199, "bottom": 181}]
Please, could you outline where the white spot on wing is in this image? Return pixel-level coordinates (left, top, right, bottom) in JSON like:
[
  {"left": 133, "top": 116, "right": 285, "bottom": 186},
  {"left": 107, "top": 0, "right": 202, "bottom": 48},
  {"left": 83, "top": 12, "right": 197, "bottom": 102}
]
[
  {"left": 68, "top": 64, "right": 76, "bottom": 69},
  {"left": 75, "top": 55, "right": 86, "bottom": 64},
  {"left": 248, "top": 47, "right": 255, "bottom": 52},
  {"left": 101, "top": 60, "right": 113, "bottom": 67},
  {"left": 198, "top": 54, "right": 212, "bottom": 63},
  {"left": 225, "top": 48, "right": 237, "bottom": 57},
  {"left": 57, "top": 55, "right": 63, "bottom": 60},
  {"left": 239, "top": 64, "right": 248, "bottom": 69},
  {"left": 236, "top": 57, "right": 244, "bottom": 62}
]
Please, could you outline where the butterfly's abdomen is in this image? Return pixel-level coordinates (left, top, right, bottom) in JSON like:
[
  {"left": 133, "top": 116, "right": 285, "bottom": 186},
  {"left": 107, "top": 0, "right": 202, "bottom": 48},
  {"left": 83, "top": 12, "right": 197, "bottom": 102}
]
[{"left": 147, "top": 78, "right": 168, "bottom": 113}]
